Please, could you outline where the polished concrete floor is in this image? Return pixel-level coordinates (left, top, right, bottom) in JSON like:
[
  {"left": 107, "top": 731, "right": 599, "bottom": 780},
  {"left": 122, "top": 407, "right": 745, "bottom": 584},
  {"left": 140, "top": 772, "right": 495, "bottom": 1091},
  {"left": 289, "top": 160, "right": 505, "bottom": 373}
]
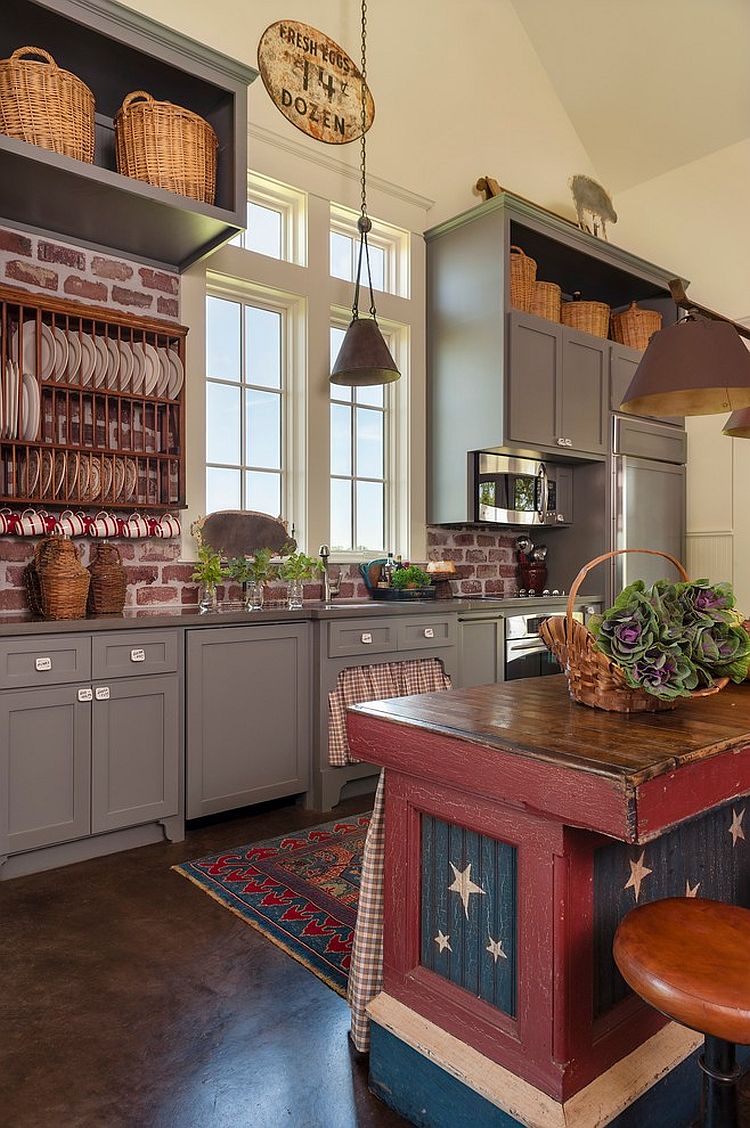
[{"left": 1, "top": 797, "right": 407, "bottom": 1128}]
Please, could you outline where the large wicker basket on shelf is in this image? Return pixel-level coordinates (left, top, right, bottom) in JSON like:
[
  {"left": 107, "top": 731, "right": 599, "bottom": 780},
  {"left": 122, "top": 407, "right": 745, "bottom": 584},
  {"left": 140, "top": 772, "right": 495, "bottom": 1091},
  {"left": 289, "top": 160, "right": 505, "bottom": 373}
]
[
  {"left": 115, "top": 90, "right": 218, "bottom": 204},
  {"left": 0, "top": 47, "right": 95, "bottom": 162},
  {"left": 540, "top": 549, "right": 729, "bottom": 713},
  {"left": 530, "top": 280, "right": 561, "bottom": 322},
  {"left": 509, "top": 245, "right": 536, "bottom": 312},
  {"left": 561, "top": 297, "right": 610, "bottom": 339},
  {"left": 611, "top": 302, "right": 662, "bottom": 350}
]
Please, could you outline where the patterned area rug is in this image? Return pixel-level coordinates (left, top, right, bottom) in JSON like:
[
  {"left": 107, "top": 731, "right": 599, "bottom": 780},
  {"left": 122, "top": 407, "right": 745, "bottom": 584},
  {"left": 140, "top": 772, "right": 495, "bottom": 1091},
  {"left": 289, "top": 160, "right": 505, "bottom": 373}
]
[{"left": 174, "top": 812, "right": 370, "bottom": 996}]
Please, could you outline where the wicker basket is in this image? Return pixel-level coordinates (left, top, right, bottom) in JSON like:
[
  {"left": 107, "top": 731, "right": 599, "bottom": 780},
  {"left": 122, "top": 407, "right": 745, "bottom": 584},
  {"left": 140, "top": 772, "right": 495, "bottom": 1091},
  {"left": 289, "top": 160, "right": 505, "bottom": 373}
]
[
  {"left": 540, "top": 549, "right": 729, "bottom": 713},
  {"left": 561, "top": 297, "right": 610, "bottom": 339},
  {"left": 530, "top": 280, "right": 561, "bottom": 322},
  {"left": 0, "top": 47, "right": 94, "bottom": 162},
  {"left": 87, "top": 542, "right": 126, "bottom": 616},
  {"left": 115, "top": 90, "right": 218, "bottom": 204},
  {"left": 39, "top": 536, "right": 90, "bottom": 621},
  {"left": 611, "top": 302, "right": 663, "bottom": 350},
  {"left": 23, "top": 535, "right": 57, "bottom": 616},
  {"left": 509, "top": 246, "right": 536, "bottom": 312}
]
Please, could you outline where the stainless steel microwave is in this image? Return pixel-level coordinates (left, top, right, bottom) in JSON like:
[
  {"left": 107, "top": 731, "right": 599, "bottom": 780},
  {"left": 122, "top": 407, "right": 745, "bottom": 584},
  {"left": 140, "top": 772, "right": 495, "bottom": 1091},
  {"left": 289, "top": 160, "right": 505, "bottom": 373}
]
[{"left": 475, "top": 453, "right": 569, "bottom": 526}]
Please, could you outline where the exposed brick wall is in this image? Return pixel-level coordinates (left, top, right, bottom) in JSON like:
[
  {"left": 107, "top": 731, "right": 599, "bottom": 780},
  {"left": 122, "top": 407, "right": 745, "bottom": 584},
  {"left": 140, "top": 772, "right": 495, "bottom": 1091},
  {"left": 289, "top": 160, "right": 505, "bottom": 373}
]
[
  {"left": 426, "top": 526, "right": 519, "bottom": 596},
  {"left": 0, "top": 224, "right": 180, "bottom": 321}
]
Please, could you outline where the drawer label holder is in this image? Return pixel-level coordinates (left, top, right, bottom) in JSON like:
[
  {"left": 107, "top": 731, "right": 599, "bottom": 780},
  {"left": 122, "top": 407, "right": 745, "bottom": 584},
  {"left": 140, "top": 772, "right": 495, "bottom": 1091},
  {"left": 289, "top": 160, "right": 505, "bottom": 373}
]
[
  {"left": 35, "top": 656, "right": 53, "bottom": 671},
  {"left": 95, "top": 686, "right": 111, "bottom": 701},
  {"left": 77, "top": 687, "right": 93, "bottom": 702},
  {"left": 130, "top": 648, "right": 146, "bottom": 663}
]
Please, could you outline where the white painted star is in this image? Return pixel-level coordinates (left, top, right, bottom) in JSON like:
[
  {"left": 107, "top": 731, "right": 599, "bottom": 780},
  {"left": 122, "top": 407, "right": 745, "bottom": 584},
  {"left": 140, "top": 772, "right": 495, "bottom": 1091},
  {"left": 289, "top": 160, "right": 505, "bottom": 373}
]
[
  {"left": 486, "top": 935, "right": 507, "bottom": 963},
  {"left": 448, "top": 861, "right": 486, "bottom": 919},
  {"left": 434, "top": 930, "right": 452, "bottom": 954},
  {"left": 624, "top": 851, "right": 652, "bottom": 902},
  {"left": 729, "top": 807, "right": 746, "bottom": 847},
  {"left": 685, "top": 880, "right": 701, "bottom": 898}
]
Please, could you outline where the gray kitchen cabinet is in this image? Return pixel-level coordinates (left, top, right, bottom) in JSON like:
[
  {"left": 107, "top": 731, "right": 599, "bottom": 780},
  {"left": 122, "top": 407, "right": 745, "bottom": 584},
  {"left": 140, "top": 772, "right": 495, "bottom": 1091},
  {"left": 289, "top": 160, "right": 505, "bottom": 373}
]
[
  {"left": 186, "top": 624, "right": 310, "bottom": 819},
  {"left": 91, "top": 675, "right": 180, "bottom": 833},
  {"left": 0, "top": 685, "right": 91, "bottom": 857},
  {"left": 506, "top": 312, "right": 607, "bottom": 456},
  {"left": 610, "top": 342, "right": 682, "bottom": 427},
  {"left": 457, "top": 615, "right": 505, "bottom": 688}
]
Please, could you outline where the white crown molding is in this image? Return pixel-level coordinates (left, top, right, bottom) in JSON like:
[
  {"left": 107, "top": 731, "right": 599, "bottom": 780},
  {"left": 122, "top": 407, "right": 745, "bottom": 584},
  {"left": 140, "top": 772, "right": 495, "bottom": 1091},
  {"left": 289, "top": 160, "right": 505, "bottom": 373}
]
[{"left": 248, "top": 123, "right": 435, "bottom": 213}]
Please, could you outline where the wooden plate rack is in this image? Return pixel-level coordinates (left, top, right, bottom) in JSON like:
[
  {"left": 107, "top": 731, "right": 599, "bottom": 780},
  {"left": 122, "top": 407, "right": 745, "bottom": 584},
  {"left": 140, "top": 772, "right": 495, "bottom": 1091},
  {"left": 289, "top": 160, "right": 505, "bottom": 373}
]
[{"left": 0, "top": 282, "right": 187, "bottom": 512}]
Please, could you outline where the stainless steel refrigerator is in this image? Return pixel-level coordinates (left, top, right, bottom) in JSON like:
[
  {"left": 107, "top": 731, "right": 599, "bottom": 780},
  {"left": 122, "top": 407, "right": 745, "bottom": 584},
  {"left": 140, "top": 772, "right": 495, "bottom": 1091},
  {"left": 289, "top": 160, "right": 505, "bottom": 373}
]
[{"left": 611, "top": 415, "right": 687, "bottom": 595}]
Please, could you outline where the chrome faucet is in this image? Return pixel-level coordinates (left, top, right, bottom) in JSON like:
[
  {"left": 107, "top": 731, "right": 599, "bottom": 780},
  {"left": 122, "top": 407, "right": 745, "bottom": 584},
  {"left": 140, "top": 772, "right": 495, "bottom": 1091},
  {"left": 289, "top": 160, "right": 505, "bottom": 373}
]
[{"left": 319, "top": 544, "right": 341, "bottom": 602}]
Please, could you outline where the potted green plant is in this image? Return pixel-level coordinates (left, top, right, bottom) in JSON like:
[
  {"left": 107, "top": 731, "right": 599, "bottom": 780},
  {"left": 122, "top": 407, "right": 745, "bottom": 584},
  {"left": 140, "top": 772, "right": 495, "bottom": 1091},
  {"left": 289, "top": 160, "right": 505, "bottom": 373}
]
[
  {"left": 226, "top": 548, "right": 274, "bottom": 612},
  {"left": 390, "top": 564, "right": 432, "bottom": 591},
  {"left": 191, "top": 519, "right": 226, "bottom": 614},
  {"left": 278, "top": 547, "right": 324, "bottom": 610}
]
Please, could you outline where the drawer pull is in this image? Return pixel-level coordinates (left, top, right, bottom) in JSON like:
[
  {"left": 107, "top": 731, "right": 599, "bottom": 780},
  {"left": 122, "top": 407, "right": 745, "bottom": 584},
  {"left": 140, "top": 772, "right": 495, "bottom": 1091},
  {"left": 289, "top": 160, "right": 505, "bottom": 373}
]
[
  {"left": 95, "top": 686, "right": 110, "bottom": 701},
  {"left": 423, "top": 627, "right": 435, "bottom": 639},
  {"left": 77, "top": 687, "right": 93, "bottom": 702},
  {"left": 35, "top": 656, "right": 52, "bottom": 671},
  {"left": 130, "top": 648, "right": 146, "bottom": 663},
  {"left": 361, "top": 632, "right": 373, "bottom": 644}
]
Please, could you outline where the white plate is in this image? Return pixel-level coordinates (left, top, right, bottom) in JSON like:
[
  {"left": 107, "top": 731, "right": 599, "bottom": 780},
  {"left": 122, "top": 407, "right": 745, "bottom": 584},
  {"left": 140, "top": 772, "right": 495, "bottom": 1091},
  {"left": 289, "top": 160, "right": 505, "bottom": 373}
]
[
  {"left": 79, "top": 333, "right": 97, "bottom": 387},
  {"left": 118, "top": 340, "right": 135, "bottom": 393},
  {"left": 14, "top": 321, "right": 55, "bottom": 382},
  {"left": 51, "top": 326, "right": 68, "bottom": 382},
  {"left": 167, "top": 349, "right": 184, "bottom": 399},
  {"left": 6, "top": 360, "right": 18, "bottom": 439},
  {"left": 22, "top": 372, "right": 40, "bottom": 441},
  {"left": 131, "top": 343, "right": 147, "bottom": 395},
  {"left": 105, "top": 337, "right": 120, "bottom": 390},
  {"left": 142, "top": 342, "right": 160, "bottom": 397},
  {"left": 155, "top": 347, "right": 172, "bottom": 398},
  {"left": 65, "top": 330, "right": 83, "bottom": 384},
  {"left": 93, "top": 336, "right": 109, "bottom": 388}
]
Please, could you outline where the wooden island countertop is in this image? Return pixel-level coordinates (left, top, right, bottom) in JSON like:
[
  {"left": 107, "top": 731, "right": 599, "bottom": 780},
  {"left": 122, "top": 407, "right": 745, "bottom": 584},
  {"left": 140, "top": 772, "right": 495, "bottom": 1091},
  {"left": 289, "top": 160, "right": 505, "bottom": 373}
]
[{"left": 349, "top": 675, "right": 750, "bottom": 844}]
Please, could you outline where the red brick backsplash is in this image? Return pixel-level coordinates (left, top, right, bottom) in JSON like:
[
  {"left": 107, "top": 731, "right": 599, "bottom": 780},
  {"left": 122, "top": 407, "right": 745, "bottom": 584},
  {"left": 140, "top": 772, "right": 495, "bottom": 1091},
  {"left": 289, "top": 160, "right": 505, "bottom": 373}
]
[
  {"left": 0, "top": 224, "right": 180, "bottom": 321},
  {"left": 426, "top": 526, "right": 519, "bottom": 596}
]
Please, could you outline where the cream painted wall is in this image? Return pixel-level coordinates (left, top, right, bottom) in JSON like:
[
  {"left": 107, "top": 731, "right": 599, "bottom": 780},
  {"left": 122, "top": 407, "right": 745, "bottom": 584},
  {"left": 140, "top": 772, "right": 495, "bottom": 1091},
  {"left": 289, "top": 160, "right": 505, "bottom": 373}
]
[{"left": 616, "top": 142, "right": 750, "bottom": 609}]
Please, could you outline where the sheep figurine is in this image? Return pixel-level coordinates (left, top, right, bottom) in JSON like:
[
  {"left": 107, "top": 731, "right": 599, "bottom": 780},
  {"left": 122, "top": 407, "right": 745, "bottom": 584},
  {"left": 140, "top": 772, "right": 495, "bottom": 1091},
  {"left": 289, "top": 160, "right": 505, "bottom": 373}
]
[{"left": 569, "top": 175, "right": 617, "bottom": 240}]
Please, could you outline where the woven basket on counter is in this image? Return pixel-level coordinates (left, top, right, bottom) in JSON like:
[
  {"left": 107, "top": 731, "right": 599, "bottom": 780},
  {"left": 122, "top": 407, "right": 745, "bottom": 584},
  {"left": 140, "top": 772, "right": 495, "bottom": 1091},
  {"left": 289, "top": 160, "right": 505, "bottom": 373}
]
[
  {"left": 0, "top": 47, "right": 95, "bottom": 162},
  {"left": 611, "top": 301, "right": 663, "bottom": 350},
  {"left": 87, "top": 541, "right": 126, "bottom": 616},
  {"left": 530, "top": 280, "right": 561, "bottom": 322},
  {"left": 23, "top": 535, "right": 57, "bottom": 617},
  {"left": 38, "top": 536, "right": 90, "bottom": 621},
  {"left": 509, "top": 245, "right": 536, "bottom": 311},
  {"left": 561, "top": 296, "right": 611, "bottom": 339},
  {"left": 540, "top": 549, "right": 729, "bottom": 713},
  {"left": 115, "top": 90, "right": 218, "bottom": 204}
]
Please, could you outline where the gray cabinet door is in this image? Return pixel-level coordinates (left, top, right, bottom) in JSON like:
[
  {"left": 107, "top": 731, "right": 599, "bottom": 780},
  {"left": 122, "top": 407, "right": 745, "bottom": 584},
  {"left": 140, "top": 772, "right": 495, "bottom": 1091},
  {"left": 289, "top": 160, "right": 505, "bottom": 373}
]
[
  {"left": 457, "top": 617, "right": 504, "bottom": 688},
  {"left": 91, "top": 675, "right": 180, "bottom": 833},
  {"left": 186, "top": 625, "right": 310, "bottom": 819},
  {"left": 611, "top": 343, "right": 682, "bottom": 426},
  {"left": 507, "top": 312, "right": 561, "bottom": 449},
  {"left": 0, "top": 685, "right": 91, "bottom": 856},
  {"left": 560, "top": 329, "right": 608, "bottom": 454}
]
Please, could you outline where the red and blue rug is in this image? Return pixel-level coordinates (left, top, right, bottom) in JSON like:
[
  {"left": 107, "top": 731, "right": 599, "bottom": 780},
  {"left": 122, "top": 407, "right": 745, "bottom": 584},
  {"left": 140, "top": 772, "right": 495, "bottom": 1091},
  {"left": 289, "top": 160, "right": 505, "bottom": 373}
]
[{"left": 174, "top": 812, "right": 370, "bottom": 996}]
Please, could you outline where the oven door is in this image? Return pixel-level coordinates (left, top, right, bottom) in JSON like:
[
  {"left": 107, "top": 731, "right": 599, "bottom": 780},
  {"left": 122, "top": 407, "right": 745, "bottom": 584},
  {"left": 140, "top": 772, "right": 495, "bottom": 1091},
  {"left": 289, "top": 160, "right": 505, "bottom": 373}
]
[{"left": 505, "top": 637, "right": 561, "bottom": 680}]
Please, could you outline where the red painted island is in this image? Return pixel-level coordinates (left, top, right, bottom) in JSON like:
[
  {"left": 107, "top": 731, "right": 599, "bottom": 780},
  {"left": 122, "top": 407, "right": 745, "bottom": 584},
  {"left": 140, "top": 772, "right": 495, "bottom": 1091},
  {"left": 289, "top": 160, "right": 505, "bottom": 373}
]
[{"left": 347, "top": 676, "right": 750, "bottom": 1128}]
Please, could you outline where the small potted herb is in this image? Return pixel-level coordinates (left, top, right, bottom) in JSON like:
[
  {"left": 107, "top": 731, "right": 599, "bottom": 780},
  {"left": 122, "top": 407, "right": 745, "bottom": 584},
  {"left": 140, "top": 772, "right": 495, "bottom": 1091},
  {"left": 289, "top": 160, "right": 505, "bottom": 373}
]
[
  {"left": 278, "top": 547, "right": 324, "bottom": 610},
  {"left": 226, "top": 548, "right": 274, "bottom": 612},
  {"left": 390, "top": 564, "right": 432, "bottom": 591}
]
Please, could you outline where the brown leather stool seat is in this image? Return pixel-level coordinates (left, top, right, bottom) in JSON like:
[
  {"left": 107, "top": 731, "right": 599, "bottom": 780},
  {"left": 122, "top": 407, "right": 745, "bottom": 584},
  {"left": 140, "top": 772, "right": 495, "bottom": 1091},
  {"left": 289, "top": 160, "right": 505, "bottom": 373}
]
[{"left": 614, "top": 897, "right": 750, "bottom": 1128}]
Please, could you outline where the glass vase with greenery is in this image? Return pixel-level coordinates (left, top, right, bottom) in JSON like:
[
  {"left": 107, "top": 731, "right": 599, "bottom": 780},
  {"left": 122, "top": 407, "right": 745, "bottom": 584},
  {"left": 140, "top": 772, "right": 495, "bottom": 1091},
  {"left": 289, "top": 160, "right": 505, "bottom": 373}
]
[
  {"left": 226, "top": 548, "right": 274, "bottom": 612},
  {"left": 278, "top": 548, "right": 324, "bottom": 610}
]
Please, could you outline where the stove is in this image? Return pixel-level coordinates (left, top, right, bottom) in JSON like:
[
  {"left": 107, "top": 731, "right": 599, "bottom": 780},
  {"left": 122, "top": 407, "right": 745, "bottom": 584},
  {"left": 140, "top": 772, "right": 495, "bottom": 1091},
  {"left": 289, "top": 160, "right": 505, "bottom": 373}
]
[{"left": 517, "top": 588, "right": 565, "bottom": 598}]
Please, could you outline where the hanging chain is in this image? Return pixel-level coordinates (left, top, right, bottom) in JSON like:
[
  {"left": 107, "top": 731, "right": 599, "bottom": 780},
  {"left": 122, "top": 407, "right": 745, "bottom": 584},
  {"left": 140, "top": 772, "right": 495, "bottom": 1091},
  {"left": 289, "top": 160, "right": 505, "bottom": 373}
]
[{"left": 352, "top": 0, "right": 377, "bottom": 321}]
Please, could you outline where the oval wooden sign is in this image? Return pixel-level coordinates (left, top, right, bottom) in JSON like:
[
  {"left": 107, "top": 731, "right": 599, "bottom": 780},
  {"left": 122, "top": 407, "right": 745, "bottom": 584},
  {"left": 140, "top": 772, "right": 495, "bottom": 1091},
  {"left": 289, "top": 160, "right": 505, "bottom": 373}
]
[{"left": 257, "top": 20, "right": 375, "bottom": 145}]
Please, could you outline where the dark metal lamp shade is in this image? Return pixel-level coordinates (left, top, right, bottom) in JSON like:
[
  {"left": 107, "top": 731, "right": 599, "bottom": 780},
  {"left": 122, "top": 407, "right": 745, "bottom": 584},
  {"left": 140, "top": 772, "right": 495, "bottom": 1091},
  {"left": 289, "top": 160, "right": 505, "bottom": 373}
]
[
  {"left": 330, "top": 316, "right": 401, "bottom": 387},
  {"left": 620, "top": 316, "right": 750, "bottom": 417},
  {"left": 723, "top": 408, "right": 750, "bottom": 438}
]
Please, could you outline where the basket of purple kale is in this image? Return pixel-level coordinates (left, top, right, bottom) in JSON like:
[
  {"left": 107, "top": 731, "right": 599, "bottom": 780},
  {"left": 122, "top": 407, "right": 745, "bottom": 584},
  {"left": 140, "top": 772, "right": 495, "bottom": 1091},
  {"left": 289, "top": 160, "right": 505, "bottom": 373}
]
[{"left": 541, "top": 548, "right": 750, "bottom": 712}]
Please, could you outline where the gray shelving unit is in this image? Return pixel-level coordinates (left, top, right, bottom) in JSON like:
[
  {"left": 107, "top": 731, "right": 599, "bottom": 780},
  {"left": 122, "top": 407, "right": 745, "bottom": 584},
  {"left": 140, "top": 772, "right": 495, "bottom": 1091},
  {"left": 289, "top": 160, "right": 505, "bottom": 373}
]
[{"left": 0, "top": 0, "right": 258, "bottom": 269}]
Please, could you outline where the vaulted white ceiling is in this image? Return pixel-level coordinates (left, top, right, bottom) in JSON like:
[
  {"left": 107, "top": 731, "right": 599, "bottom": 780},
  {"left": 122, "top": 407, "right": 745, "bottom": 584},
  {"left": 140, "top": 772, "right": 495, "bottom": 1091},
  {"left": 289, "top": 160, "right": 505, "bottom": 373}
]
[{"left": 509, "top": 0, "right": 750, "bottom": 191}]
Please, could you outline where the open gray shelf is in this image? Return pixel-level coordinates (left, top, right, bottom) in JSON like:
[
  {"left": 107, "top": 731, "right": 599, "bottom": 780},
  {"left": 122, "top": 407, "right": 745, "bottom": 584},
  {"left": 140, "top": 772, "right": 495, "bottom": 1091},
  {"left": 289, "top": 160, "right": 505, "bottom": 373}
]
[{"left": 0, "top": 0, "right": 257, "bottom": 269}]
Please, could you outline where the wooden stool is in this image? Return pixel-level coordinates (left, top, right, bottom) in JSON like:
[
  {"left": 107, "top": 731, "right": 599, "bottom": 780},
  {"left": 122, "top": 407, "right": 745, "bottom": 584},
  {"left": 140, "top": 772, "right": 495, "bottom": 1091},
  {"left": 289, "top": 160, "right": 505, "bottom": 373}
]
[{"left": 614, "top": 898, "right": 750, "bottom": 1128}]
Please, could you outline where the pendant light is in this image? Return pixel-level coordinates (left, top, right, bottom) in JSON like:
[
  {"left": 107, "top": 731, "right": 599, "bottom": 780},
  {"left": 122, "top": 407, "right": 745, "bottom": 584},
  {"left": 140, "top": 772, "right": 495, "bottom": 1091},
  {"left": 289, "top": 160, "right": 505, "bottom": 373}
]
[
  {"left": 330, "top": 0, "right": 400, "bottom": 388},
  {"left": 723, "top": 409, "right": 750, "bottom": 438},
  {"left": 620, "top": 280, "right": 750, "bottom": 418}
]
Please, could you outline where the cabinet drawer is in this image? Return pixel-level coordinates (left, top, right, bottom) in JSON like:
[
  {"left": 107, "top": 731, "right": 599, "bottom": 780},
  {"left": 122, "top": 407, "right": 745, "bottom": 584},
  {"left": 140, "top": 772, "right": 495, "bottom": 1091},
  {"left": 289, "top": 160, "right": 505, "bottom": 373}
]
[
  {"left": 397, "top": 616, "right": 455, "bottom": 651},
  {"left": 92, "top": 630, "right": 179, "bottom": 679},
  {"left": 0, "top": 635, "right": 91, "bottom": 691},
  {"left": 328, "top": 619, "right": 398, "bottom": 658}
]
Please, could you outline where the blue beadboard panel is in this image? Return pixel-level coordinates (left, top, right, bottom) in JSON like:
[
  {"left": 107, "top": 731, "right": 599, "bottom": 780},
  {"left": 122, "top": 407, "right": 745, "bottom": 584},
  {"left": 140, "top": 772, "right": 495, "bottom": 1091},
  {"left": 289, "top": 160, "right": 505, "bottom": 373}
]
[
  {"left": 420, "top": 814, "right": 517, "bottom": 1017},
  {"left": 594, "top": 797, "right": 750, "bottom": 1016}
]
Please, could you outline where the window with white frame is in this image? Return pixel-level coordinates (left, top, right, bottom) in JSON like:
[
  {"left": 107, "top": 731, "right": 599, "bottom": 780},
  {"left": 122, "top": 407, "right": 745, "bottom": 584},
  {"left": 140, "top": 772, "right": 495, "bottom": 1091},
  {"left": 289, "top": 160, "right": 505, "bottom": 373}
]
[
  {"left": 329, "top": 325, "right": 391, "bottom": 553},
  {"left": 329, "top": 203, "right": 410, "bottom": 298},
  {"left": 205, "top": 294, "right": 285, "bottom": 518},
  {"left": 228, "top": 173, "right": 307, "bottom": 264}
]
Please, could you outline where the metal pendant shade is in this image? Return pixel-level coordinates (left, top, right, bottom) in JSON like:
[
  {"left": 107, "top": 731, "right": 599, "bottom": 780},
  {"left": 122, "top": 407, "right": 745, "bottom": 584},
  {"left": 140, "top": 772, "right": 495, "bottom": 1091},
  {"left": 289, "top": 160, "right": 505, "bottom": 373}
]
[
  {"left": 329, "top": 0, "right": 401, "bottom": 389},
  {"left": 723, "top": 408, "right": 750, "bottom": 438},
  {"left": 330, "top": 316, "right": 400, "bottom": 386},
  {"left": 620, "top": 315, "right": 750, "bottom": 418}
]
